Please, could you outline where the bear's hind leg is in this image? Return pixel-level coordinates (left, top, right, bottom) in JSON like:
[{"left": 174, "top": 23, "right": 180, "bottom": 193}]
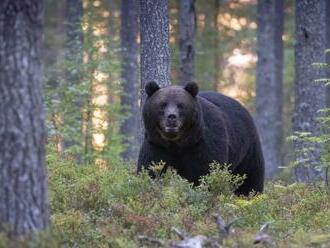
[{"left": 233, "top": 145, "right": 265, "bottom": 196}]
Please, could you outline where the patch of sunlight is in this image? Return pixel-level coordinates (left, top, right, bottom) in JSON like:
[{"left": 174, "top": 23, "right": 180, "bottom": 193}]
[
  {"left": 170, "top": 8, "right": 178, "bottom": 14},
  {"left": 82, "top": 22, "right": 89, "bottom": 31},
  {"left": 91, "top": 75, "right": 108, "bottom": 150},
  {"left": 83, "top": 51, "right": 89, "bottom": 63},
  {"left": 112, "top": 10, "right": 120, "bottom": 18},
  {"left": 93, "top": 71, "right": 109, "bottom": 83},
  {"left": 219, "top": 13, "right": 243, "bottom": 31},
  {"left": 95, "top": 158, "right": 108, "bottom": 170},
  {"left": 93, "top": 0, "right": 101, "bottom": 7},
  {"left": 227, "top": 48, "right": 256, "bottom": 68},
  {"left": 93, "top": 25, "right": 107, "bottom": 36},
  {"left": 198, "top": 13, "right": 205, "bottom": 30},
  {"left": 93, "top": 133, "right": 105, "bottom": 150},
  {"left": 249, "top": 22, "right": 257, "bottom": 29},
  {"left": 83, "top": 0, "right": 88, "bottom": 9},
  {"left": 102, "top": 11, "right": 110, "bottom": 18}
]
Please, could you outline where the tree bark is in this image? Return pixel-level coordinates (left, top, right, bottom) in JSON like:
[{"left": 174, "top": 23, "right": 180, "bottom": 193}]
[
  {"left": 178, "top": 0, "right": 196, "bottom": 84},
  {"left": 326, "top": 0, "right": 330, "bottom": 108},
  {"left": 0, "top": 0, "right": 49, "bottom": 235},
  {"left": 63, "top": 0, "right": 84, "bottom": 156},
  {"left": 256, "top": 0, "right": 283, "bottom": 178},
  {"left": 140, "top": 0, "right": 170, "bottom": 95},
  {"left": 293, "top": 0, "right": 327, "bottom": 182},
  {"left": 139, "top": 0, "right": 170, "bottom": 145},
  {"left": 213, "top": 0, "right": 221, "bottom": 91},
  {"left": 120, "top": 0, "right": 140, "bottom": 160}
]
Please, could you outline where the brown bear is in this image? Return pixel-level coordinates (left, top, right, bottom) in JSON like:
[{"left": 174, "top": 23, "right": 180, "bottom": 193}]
[{"left": 137, "top": 81, "right": 264, "bottom": 196}]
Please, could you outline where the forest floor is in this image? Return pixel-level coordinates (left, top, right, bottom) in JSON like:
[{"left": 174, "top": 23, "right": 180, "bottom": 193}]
[{"left": 2, "top": 153, "right": 330, "bottom": 248}]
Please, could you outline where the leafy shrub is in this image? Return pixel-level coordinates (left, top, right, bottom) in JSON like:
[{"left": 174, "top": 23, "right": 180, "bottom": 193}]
[{"left": 200, "top": 162, "right": 246, "bottom": 196}]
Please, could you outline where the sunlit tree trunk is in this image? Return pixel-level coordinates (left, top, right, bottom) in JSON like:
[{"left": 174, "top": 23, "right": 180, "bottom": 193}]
[
  {"left": 293, "top": 0, "right": 327, "bottom": 182},
  {"left": 140, "top": 0, "right": 170, "bottom": 93},
  {"left": 256, "top": 0, "right": 283, "bottom": 178},
  {"left": 63, "top": 0, "right": 84, "bottom": 158},
  {"left": 178, "top": 0, "right": 196, "bottom": 84},
  {"left": 0, "top": 0, "right": 49, "bottom": 235},
  {"left": 120, "top": 0, "right": 140, "bottom": 160}
]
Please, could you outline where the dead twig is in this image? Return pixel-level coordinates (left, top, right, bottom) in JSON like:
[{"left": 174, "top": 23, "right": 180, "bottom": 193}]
[
  {"left": 138, "top": 235, "right": 165, "bottom": 247},
  {"left": 171, "top": 227, "right": 189, "bottom": 240},
  {"left": 253, "top": 222, "right": 273, "bottom": 245},
  {"left": 213, "top": 214, "right": 237, "bottom": 238},
  {"left": 325, "top": 165, "right": 330, "bottom": 195}
]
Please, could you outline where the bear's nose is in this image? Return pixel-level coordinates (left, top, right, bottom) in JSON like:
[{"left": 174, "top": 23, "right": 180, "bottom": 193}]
[{"left": 167, "top": 114, "right": 177, "bottom": 121}]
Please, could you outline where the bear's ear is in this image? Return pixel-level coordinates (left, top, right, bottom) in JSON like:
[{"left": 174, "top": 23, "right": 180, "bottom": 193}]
[
  {"left": 184, "top": 82, "right": 199, "bottom": 97},
  {"left": 145, "top": 81, "right": 160, "bottom": 97}
]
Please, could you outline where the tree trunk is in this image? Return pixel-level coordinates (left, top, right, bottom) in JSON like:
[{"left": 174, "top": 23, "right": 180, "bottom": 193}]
[
  {"left": 65, "top": 0, "right": 83, "bottom": 63},
  {"left": 293, "top": 0, "right": 327, "bottom": 182},
  {"left": 256, "top": 0, "right": 283, "bottom": 178},
  {"left": 178, "top": 0, "right": 196, "bottom": 84},
  {"left": 120, "top": 0, "right": 140, "bottom": 160},
  {"left": 213, "top": 0, "right": 221, "bottom": 91},
  {"left": 45, "top": 0, "right": 65, "bottom": 155},
  {"left": 0, "top": 0, "right": 49, "bottom": 235},
  {"left": 63, "top": 0, "right": 84, "bottom": 157},
  {"left": 326, "top": 0, "right": 330, "bottom": 108},
  {"left": 140, "top": 0, "right": 170, "bottom": 94},
  {"left": 140, "top": 0, "right": 170, "bottom": 145}
]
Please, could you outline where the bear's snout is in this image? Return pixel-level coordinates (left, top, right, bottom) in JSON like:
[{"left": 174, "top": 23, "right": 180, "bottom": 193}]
[
  {"left": 167, "top": 114, "right": 177, "bottom": 121},
  {"left": 163, "top": 105, "right": 181, "bottom": 130},
  {"left": 166, "top": 114, "right": 178, "bottom": 127}
]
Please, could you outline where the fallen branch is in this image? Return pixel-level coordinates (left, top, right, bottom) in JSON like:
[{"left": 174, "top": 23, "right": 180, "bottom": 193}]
[{"left": 170, "top": 227, "right": 221, "bottom": 248}]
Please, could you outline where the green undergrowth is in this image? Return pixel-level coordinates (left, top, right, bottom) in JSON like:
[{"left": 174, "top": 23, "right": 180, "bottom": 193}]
[{"left": 2, "top": 154, "right": 330, "bottom": 248}]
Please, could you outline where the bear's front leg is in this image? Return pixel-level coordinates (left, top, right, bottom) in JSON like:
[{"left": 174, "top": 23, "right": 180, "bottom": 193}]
[{"left": 137, "top": 141, "right": 173, "bottom": 177}]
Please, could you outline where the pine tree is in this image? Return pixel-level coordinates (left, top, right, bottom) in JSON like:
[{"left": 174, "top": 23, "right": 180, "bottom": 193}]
[
  {"left": 293, "top": 0, "right": 327, "bottom": 181},
  {"left": 256, "top": 0, "right": 284, "bottom": 178},
  {"left": 140, "top": 0, "right": 170, "bottom": 93},
  {"left": 178, "top": 0, "right": 196, "bottom": 84},
  {"left": 63, "top": 0, "right": 84, "bottom": 157},
  {"left": 0, "top": 0, "right": 49, "bottom": 235},
  {"left": 120, "top": 0, "right": 140, "bottom": 160}
]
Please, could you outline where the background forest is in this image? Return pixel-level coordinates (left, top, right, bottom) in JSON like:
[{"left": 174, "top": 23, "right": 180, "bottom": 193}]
[
  {"left": 0, "top": 0, "right": 330, "bottom": 247},
  {"left": 45, "top": 0, "right": 293, "bottom": 167}
]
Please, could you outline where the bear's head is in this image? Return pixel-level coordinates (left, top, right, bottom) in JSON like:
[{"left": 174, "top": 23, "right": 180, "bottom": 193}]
[{"left": 142, "top": 81, "right": 202, "bottom": 146}]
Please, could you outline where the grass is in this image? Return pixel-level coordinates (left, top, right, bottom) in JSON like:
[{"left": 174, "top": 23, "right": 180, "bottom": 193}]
[{"left": 1, "top": 153, "right": 330, "bottom": 247}]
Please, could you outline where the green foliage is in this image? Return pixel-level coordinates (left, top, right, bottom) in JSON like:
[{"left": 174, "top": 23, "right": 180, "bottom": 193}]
[
  {"left": 2, "top": 153, "right": 330, "bottom": 247},
  {"left": 288, "top": 131, "right": 323, "bottom": 170},
  {"left": 45, "top": 5, "right": 125, "bottom": 165},
  {"left": 200, "top": 162, "right": 246, "bottom": 196}
]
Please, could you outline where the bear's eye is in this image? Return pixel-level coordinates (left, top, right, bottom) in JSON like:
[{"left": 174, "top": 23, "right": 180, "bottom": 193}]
[
  {"left": 160, "top": 102, "right": 167, "bottom": 109},
  {"left": 177, "top": 103, "right": 184, "bottom": 110}
]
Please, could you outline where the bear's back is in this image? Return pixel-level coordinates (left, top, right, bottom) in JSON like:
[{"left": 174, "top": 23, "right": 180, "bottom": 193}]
[
  {"left": 198, "top": 91, "right": 259, "bottom": 165},
  {"left": 199, "top": 91, "right": 250, "bottom": 119},
  {"left": 198, "top": 91, "right": 255, "bottom": 132}
]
